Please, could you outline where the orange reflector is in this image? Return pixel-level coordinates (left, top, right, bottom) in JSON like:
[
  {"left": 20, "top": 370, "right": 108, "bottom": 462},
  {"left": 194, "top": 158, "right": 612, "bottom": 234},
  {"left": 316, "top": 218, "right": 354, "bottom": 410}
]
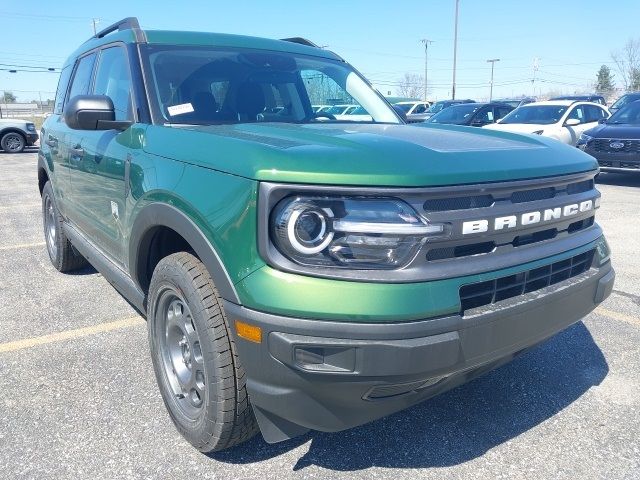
[{"left": 235, "top": 320, "right": 262, "bottom": 343}]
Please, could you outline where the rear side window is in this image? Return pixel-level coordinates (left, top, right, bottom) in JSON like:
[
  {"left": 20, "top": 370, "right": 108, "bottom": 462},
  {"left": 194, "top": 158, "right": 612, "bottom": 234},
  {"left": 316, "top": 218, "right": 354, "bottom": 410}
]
[
  {"left": 66, "top": 53, "right": 97, "bottom": 107},
  {"left": 53, "top": 66, "right": 73, "bottom": 114},
  {"left": 93, "top": 47, "right": 134, "bottom": 121},
  {"left": 585, "top": 105, "right": 608, "bottom": 123}
]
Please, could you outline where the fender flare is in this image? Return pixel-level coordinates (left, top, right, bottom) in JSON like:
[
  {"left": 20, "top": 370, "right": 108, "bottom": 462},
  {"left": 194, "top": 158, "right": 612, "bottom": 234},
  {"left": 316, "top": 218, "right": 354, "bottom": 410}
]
[{"left": 129, "top": 203, "right": 241, "bottom": 304}]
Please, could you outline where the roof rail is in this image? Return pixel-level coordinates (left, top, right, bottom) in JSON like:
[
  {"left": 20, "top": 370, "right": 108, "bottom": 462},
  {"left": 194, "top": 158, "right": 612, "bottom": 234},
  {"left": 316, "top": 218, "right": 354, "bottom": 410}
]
[
  {"left": 90, "top": 17, "right": 146, "bottom": 43},
  {"left": 280, "top": 37, "right": 319, "bottom": 48}
]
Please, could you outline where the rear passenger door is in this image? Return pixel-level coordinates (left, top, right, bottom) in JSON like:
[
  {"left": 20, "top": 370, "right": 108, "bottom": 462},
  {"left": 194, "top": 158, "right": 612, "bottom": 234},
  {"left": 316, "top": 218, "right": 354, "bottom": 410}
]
[{"left": 67, "top": 45, "right": 137, "bottom": 266}]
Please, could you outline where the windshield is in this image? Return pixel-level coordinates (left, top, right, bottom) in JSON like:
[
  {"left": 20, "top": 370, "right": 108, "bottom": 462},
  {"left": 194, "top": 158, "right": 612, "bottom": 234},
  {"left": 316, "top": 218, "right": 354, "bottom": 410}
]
[
  {"left": 428, "top": 104, "right": 481, "bottom": 124},
  {"left": 611, "top": 94, "right": 640, "bottom": 110},
  {"left": 607, "top": 100, "right": 640, "bottom": 124},
  {"left": 349, "top": 106, "right": 368, "bottom": 115},
  {"left": 142, "top": 46, "right": 399, "bottom": 125},
  {"left": 427, "top": 101, "right": 447, "bottom": 113},
  {"left": 394, "top": 103, "right": 414, "bottom": 113},
  {"left": 499, "top": 105, "right": 568, "bottom": 125},
  {"left": 326, "top": 105, "right": 351, "bottom": 115}
]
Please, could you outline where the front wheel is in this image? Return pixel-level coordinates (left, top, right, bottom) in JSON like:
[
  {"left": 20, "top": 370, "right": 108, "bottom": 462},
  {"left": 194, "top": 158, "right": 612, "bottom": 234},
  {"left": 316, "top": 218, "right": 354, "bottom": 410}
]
[
  {"left": 1, "top": 132, "right": 26, "bottom": 153},
  {"left": 147, "top": 252, "right": 259, "bottom": 452}
]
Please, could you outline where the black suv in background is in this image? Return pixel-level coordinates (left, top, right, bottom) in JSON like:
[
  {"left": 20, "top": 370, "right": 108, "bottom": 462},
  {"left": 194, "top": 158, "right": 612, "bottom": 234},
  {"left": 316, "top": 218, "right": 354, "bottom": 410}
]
[
  {"left": 423, "top": 99, "right": 475, "bottom": 119},
  {"left": 426, "top": 102, "right": 514, "bottom": 127},
  {"left": 550, "top": 95, "right": 607, "bottom": 105},
  {"left": 577, "top": 99, "right": 640, "bottom": 173},
  {"left": 609, "top": 92, "right": 640, "bottom": 113}
]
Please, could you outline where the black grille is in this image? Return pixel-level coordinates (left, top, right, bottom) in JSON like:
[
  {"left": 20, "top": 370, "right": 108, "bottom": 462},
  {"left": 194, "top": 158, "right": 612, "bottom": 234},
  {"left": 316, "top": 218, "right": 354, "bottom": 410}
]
[
  {"left": 566, "top": 179, "right": 594, "bottom": 195},
  {"left": 426, "top": 242, "right": 495, "bottom": 261},
  {"left": 598, "top": 160, "right": 640, "bottom": 169},
  {"left": 511, "top": 187, "right": 555, "bottom": 203},
  {"left": 593, "top": 139, "right": 640, "bottom": 153},
  {"left": 423, "top": 195, "right": 493, "bottom": 212},
  {"left": 459, "top": 249, "right": 595, "bottom": 313}
]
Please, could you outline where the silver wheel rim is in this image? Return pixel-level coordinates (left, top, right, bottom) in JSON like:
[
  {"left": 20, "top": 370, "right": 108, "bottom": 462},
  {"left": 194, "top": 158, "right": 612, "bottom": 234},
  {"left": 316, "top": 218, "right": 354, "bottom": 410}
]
[
  {"left": 157, "top": 289, "right": 206, "bottom": 420},
  {"left": 44, "top": 195, "right": 57, "bottom": 260},
  {"left": 4, "top": 134, "right": 23, "bottom": 152}
]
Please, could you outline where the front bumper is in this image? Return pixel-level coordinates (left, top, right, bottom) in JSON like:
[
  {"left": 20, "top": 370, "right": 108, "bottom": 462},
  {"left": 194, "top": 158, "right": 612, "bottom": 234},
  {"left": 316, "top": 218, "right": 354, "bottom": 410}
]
[
  {"left": 583, "top": 148, "right": 640, "bottom": 172},
  {"left": 26, "top": 132, "right": 38, "bottom": 146},
  {"left": 227, "top": 259, "right": 614, "bottom": 443}
]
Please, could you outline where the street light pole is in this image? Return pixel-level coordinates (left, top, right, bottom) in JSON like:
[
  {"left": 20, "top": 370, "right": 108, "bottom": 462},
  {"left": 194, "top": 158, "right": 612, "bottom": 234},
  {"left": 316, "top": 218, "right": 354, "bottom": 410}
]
[
  {"left": 486, "top": 58, "right": 500, "bottom": 101},
  {"left": 421, "top": 39, "right": 433, "bottom": 102},
  {"left": 452, "top": 0, "right": 459, "bottom": 99}
]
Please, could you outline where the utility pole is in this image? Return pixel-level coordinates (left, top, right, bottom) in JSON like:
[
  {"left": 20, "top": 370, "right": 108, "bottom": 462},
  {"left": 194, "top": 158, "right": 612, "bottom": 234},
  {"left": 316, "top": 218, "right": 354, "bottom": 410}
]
[
  {"left": 486, "top": 58, "right": 500, "bottom": 101},
  {"left": 421, "top": 39, "right": 434, "bottom": 102},
  {"left": 531, "top": 57, "right": 539, "bottom": 97},
  {"left": 451, "top": 0, "right": 460, "bottom": 99}
]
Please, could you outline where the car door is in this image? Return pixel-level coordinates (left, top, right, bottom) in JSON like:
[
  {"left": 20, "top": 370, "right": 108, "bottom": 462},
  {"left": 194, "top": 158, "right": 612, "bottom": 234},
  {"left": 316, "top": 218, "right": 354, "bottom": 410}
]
[
  {"left": 67, "top": 45, "right": 136, "bottom": 266},
  {"left": 470, "top": 106, "right": 494, "bottom": 127},
  {"left": 495, "top": 105, "right": 513, "bottom": 123},
  {"left": 57, "top": 52, "right": 98, "bottom": 221},
  {"left": 562, "top": 104, "right": 587, "bottom": 145}
]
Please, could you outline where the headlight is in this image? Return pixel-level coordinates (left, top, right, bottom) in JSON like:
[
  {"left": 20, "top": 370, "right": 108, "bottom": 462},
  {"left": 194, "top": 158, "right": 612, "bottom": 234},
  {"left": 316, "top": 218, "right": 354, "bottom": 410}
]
[
  {"left": 532, "top": 130, "right": 544, "bottom": 135},
  {"left": 271, "top": 196, "right": 443, "bottom": 269},
  {"left": 26, "top": 123, "right": 36, "bottom": 132}
]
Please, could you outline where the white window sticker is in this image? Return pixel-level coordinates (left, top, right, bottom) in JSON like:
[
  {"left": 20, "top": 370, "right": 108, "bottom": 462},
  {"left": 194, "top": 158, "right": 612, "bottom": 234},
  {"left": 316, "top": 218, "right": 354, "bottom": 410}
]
[{"left": 167, "top": 103, "right": 194, "bottom": 116}]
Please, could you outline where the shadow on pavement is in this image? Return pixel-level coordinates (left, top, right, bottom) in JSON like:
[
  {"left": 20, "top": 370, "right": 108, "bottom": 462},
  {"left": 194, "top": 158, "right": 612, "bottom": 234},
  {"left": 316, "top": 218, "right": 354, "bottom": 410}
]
[
  {"left": 596, "top": 172, "right": 640, "bottom": 187},
  {"left": 210, "top": 321, "right": 607, "bottom": 471}
]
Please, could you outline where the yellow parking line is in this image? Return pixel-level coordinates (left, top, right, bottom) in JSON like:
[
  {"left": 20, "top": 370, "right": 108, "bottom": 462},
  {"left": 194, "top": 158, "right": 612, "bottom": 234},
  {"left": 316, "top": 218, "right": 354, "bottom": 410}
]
[
  {"left": 0, "top": 242, "right": 46, "bottom": 251},
  {"left": 0, "top": 316, "right": 145, "bottom": 353},
  {"left": 594, "top": 307, "right": 640, "bottom": 327}
]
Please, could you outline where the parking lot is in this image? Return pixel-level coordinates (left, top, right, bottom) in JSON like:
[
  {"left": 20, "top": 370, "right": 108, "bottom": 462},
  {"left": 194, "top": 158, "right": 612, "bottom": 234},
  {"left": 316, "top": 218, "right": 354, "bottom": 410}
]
[{"left": 0, "top": 150, "right": 639, "bottom": 479}]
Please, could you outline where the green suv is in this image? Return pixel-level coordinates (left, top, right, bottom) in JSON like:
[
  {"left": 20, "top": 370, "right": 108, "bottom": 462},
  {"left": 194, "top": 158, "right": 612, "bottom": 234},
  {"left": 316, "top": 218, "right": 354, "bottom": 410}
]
[{"left": 39, "top": 18, "right": 614, "bottom": 452}]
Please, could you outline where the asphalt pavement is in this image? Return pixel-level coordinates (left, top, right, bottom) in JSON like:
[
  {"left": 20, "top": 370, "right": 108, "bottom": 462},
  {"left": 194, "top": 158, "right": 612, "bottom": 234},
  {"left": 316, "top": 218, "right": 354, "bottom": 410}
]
[{"left": 0, "top": 150, "right": 638, "bottom": 479}]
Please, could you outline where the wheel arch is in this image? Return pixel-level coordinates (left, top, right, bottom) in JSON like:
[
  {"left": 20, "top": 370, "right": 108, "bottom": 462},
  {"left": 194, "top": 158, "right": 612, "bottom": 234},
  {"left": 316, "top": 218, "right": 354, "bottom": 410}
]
[
  {"left": 37, "top": 153, "right": 51, "bottom": 195},
  {"left": 129, "top": 203, "right": 241, "bottom": 304},
  {"left": 0, "top": 127, "right": 27, "bottom": 146}
]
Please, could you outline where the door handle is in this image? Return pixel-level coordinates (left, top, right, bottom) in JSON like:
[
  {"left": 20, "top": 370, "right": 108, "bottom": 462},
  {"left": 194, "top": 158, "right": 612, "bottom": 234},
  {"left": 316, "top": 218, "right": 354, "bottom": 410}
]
[
  {"left": 70, "top": 145, "right": 84, "bottom": 157},
  {"left": 45, "top": 138, "right": 58, "bottom": 148}
]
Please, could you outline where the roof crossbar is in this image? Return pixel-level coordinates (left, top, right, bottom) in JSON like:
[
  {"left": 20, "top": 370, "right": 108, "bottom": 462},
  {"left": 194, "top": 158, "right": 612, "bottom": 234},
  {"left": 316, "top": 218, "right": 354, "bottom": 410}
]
[
  {"left": 90, "top": 17, "right": 146, "bottom": 43},
  {"left": 280, "top": 37, "right": 319, "bottom": 48}
]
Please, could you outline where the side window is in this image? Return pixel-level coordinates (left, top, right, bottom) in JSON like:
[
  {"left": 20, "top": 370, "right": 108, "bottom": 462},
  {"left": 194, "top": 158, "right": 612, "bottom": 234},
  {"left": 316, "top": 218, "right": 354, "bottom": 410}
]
[
  {"left": 475, "top": 108, "right": 494, "bottom": 123},
  {"left": 566, "top": 106, "right": 585, "bottom": 123},
  {"left": 66, "top": 53, "right": 97, "bottom": 108},
  {"left": 53, "top": 66, "right": 73, "bottom": 115},
  {"left": 93, "top": 47, "right": 133, "bottom": 121},
  {"left": 413, "top": 104, "right": 427, "bottom": 114},
  {"left": 497, "top": 107, "right": 512, "bottom": 120}
]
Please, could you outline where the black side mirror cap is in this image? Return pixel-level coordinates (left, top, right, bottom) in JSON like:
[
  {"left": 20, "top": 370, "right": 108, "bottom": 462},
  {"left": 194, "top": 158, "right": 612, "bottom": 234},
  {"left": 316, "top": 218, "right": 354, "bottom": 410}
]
[
  {"left": 598, "top": 118, "right": 608, "bottom": 124},
  {"left": 64, "top": 95, "right": 132, "bottom": 131}
]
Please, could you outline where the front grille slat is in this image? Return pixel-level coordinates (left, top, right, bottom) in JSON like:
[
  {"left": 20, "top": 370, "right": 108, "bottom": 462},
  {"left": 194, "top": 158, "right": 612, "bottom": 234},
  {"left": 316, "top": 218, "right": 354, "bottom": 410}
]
[{"left": 459, "top": 249, "right": 595, "bottom": 314}]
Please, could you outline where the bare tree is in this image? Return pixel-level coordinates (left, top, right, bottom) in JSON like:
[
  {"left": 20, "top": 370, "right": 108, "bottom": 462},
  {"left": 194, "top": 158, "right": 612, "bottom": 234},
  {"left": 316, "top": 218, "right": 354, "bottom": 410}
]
[
  {"left": 611, "top": 38, "right": 640, "bottom": 91},
  {"left": 396, "top": 73, "right": 425, "bottom": 99},
  {"left": 2, "top": 91, "right": 16, "bottom": 103}
]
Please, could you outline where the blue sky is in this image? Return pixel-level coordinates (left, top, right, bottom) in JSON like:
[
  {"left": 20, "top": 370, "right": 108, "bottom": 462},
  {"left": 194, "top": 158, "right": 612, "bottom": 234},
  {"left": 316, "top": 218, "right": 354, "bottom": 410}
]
[{"left": 1, "top": 0, "right": 638, "bottom": 102}]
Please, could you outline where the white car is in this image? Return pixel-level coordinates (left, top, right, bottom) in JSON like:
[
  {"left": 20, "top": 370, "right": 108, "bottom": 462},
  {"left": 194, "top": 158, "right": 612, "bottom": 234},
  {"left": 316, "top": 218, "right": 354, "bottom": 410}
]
[
  {"left": 393, "top": 101, "right": 430, "bottom": 122},
  {"left": 344, "top": 105, "right": 372, "bottom": 122},
  {"left": 324, "top": 104, "right": 358, "bottom": 120},
  {"left": 483, "top": 100, "right": 610, "bottom": 146},
  {"left": 312, "top": 105, "right": 331, "bottom": 113}
]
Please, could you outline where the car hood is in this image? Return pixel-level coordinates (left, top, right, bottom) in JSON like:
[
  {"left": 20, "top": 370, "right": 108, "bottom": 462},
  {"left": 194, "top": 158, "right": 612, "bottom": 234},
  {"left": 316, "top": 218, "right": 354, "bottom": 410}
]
[
  {"left": 143, "top": 122, "right": 597, "bottom": 187},
  {"left": 585, "top": 123, "right": 640, "bottom": 139}
]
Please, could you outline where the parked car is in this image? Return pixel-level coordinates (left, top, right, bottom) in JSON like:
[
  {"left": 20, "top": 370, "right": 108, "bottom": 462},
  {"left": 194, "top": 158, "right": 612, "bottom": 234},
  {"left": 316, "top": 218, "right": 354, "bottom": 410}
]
[
  {"left": 493, "top": 97, "right": 536, "bottom": 108},
  {"left": 577, "top": 99, "right": 640, "bottom": 172},
  {"left": 0, "top": 118, "right": 39, "bottom": 153},
  {"left": 312, "top": 105, "right": 331, "bottom": 113},
  {"left": 426, "top": 102, "right": 514, "bottom": 127},
  {"left": 40, "top": 17, "right": 613, "bottom": 453},
  {"left": 484, "top": 100, "right": 610, "bottom": 145},
  {"left": 324, "top": 104, "right": 357, "bottom": 118},
  {"left": 423, "top": 99, "right": 475, "bottom": 119},
  {"left": 549, "top": 95, "right": 607, "bottom": 106},
  {"left": 393, "top": 101, "right": 431, "bottom": 123},
  {"left": 345, "top": 105, "right": 372, "bottom": 121},
  {"left": 608, "top": 92, "right": 640, "bottom": 113}
]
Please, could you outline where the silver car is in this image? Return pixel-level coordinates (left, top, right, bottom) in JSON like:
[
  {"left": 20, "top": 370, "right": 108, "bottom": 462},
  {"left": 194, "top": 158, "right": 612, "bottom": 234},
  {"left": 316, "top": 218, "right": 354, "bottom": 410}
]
[{"left": 0, "top": 118, "right": 39, "bottom": 153}]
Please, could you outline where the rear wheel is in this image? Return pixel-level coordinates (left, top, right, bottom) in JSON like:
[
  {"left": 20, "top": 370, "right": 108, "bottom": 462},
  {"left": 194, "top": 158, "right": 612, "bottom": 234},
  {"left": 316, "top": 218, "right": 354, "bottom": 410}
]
[
  {"left": 147, "top": 252, "right": 258, "bottom": 452},
  {"left": 1, "top": 132, "right": 26, "bottom": 153},
  {"left": 41, "top": 181, "right": 88, "bottom": 272}
]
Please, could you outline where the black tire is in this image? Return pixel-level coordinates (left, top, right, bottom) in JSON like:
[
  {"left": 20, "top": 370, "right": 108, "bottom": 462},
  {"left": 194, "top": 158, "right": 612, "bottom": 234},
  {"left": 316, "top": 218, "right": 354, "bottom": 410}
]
[
  {"left": 41, "top": 181, "right": 88, "bottom": 272},
  {"left": 1, "top": 131, "right": 26, "bottom": 153},
  {"left": 147, "top": 252, "right": 259, "bottom": 452}
]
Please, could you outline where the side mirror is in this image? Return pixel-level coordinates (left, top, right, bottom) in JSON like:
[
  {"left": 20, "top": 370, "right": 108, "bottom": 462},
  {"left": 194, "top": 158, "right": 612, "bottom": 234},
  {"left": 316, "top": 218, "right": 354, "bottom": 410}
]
[
  {"left": 598, "top": 117, "right": 608, "bottom": 124},
  {"left": 565, "top": 118, "right": 581, "bottom": 127},
  {"left": 64, "top": 95, "right": 131, "bottom": 131}
]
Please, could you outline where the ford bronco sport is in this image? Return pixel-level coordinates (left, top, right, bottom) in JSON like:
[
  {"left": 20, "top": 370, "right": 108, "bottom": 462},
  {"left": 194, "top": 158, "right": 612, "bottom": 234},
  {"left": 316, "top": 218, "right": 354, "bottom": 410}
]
[{"left": 38, "top": 18, "right": 614, "bottom": 452}]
